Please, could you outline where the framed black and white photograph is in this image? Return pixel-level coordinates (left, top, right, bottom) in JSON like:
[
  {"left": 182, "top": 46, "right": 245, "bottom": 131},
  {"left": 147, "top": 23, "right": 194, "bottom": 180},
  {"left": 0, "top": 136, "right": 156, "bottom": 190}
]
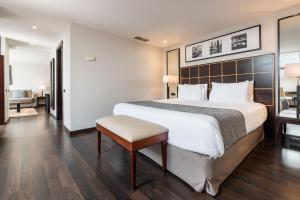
[
  {"left": 209, "top": 40, "right": 222, "bottom": 55},
  {"left": 231, "top": 33, "right": 247, "bottom": 50},
  {"left": 185, "top": 25, "right": 261, "bottom": 62},
  {"left": 192, "top": 44, "right": 202, "bottom": 58}
]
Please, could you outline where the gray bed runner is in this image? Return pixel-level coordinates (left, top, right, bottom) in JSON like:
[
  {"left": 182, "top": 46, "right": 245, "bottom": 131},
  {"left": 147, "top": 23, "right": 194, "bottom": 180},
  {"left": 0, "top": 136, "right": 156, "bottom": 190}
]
[{"left": 127, "top": 101, "right": 247, "bottom": 149}]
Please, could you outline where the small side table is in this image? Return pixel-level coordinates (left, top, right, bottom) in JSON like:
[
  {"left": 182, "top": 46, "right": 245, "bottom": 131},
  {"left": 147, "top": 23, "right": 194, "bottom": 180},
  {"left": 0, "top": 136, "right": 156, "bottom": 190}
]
[
  {"left": 275, "top": 111, "right": 300, "bottom": 144},
  {"left": 45, "top": 94, "right": 50, "bottom": 113},
  {"left": 37, "top": 96, "right": 45, "bottom": 107}
]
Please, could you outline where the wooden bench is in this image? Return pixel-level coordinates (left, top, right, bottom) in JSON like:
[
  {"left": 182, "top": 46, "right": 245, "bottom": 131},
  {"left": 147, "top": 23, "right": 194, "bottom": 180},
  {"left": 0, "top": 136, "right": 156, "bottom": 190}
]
[{"left": 96, "top": 115, "right": 168, "bottom": 190}]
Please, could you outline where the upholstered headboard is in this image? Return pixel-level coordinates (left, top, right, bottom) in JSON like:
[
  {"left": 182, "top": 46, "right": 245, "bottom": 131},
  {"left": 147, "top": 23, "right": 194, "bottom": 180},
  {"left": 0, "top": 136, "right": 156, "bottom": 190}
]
[{"left": 180, "top": 54, "right": 275, "bottom": 138}]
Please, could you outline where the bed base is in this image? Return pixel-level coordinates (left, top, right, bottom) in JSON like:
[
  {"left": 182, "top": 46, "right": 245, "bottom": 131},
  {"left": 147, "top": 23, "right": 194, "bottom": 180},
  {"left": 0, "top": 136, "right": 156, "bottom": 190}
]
[{"left": 139, "top": 126, "right": 264, "bottom": 196}]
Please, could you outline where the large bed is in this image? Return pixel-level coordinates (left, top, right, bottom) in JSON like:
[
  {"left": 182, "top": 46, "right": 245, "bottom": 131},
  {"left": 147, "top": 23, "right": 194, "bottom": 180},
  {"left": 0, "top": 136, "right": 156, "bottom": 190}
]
[
  {"left": 114, "top": 99, "right": 267, "bottom": 158},
  {"left": 114, "top": 54, "right": 275, "bottom": 195},
  {"left": 114, "top": 99, "right": 267, "bottom": 195}
]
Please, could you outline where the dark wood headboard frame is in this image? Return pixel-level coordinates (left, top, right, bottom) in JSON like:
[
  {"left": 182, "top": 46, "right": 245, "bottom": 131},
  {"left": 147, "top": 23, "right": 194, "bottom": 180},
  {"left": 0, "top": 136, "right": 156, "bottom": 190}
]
[{"left": 180, "top": 54, "right": 275, "bottom": 138}]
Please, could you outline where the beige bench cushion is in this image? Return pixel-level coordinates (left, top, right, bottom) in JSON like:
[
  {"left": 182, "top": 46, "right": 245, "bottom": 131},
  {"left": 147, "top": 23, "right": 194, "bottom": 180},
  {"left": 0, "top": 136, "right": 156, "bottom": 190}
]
[{"left": 96, "top": 115, "right": 168, "bottom": 142}]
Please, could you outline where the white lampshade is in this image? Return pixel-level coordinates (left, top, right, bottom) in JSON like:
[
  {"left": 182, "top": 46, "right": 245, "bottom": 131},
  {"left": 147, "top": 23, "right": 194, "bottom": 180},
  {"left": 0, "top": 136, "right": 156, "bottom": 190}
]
[
  {"left": 284, "top": 63, "right": 300, "bottom": 78},
  {"left": 163, "top": 75, "right": 179, "bottom": 84}
]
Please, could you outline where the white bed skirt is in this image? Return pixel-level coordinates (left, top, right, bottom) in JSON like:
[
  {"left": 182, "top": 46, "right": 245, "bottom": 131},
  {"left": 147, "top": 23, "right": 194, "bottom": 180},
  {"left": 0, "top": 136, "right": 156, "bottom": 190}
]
[{"left": 139, "top": 126, "right": 264, "bottom": 196}]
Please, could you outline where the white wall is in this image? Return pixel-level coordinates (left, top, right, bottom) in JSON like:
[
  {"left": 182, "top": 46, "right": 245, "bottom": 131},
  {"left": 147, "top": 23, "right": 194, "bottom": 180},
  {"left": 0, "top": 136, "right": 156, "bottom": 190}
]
[
  {"left": 165, "top": 5, "right": 300, "bottom": 66},
  {"left": 9, "top": 62, "right": 49, "bottom": 90},
  {"left": 9, "top": 47, "right": 50, "bottom": 91},
  {"left": 69, "top": 23, "right": 163, "bottom": 131},
  {"left": 49, "top": 24, "right": 72, "bottom": 131},
  {"left": 165, "top": 17, "right": 276, "bottom": 67},
  {"left": 49, "top": 23, "right": 163, "bottom": 131},
  {"left": 62, "top": 24, "right": 72, "bottom": 130}
]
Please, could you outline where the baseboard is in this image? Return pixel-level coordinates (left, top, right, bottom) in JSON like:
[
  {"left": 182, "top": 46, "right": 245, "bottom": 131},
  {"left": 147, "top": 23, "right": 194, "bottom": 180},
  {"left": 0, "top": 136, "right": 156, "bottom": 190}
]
[
  {"left": 50, "top": 114, "right": 95, "bottom": 136},
  {"left": 63, "top": 125, "right": 70, "bottom": 133},
  {"left": 68, "top": 127, "right": 96, "bottom": 136},
  {"left": 4, "top": 117, "right": 10, "bottom": 125},
  {"left": 49, "top": 112, "right": 56, "bottom": 119}
]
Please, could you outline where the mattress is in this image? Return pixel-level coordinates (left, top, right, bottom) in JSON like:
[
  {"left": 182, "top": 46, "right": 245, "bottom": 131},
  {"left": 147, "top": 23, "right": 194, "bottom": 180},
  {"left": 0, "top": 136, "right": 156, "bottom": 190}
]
[{"left": 113, "top": 99, "right": 267, "bottom": 158}]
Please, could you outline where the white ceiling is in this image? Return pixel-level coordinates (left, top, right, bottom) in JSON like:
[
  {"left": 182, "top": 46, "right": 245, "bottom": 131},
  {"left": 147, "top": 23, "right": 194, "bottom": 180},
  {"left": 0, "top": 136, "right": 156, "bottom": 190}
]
[{"left": 1, "top": 0, "right": 300, "bottom": 48}]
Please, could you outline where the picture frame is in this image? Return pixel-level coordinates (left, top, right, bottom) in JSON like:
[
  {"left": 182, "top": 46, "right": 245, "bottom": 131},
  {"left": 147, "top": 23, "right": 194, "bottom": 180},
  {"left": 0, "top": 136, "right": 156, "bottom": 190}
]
[{"left": 185, "top": 25, "right": 261, "bottom": 62}]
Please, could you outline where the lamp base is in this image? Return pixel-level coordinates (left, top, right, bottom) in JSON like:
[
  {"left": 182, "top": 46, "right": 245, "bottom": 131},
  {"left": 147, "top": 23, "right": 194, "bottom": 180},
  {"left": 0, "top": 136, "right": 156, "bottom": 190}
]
[{"left": 167, "top": 84, "right": 169, "bottom": 99}]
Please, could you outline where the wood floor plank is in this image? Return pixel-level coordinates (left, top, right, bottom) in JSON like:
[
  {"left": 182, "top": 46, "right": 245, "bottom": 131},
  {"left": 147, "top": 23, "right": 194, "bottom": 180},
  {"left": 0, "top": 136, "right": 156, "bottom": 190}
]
[
  {"left": 43, "top": 154, "right": 84, "bottom": 200},
  {"left": 70, "top": 135, "right": 131, "bottom": 199},
  {"left": 130, "top": 190, "right": 151, "bottom": 200}
]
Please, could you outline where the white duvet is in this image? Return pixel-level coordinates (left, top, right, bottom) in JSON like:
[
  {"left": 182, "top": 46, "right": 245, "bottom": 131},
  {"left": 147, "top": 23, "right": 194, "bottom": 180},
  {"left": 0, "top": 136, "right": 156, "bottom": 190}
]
[{"left": 113, "top": 99, "right": 267, "bottom": 158}]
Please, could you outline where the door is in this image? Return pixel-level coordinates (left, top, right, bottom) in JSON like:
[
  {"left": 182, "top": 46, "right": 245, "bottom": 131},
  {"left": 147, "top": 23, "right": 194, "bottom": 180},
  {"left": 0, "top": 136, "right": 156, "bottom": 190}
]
[{"left": 56, "top": 42, "right": 63, "bottom": 120}]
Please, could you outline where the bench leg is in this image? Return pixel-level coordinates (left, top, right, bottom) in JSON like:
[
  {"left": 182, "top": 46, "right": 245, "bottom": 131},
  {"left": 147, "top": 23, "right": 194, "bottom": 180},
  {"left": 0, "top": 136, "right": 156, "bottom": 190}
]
[
  {"left": 161, "top": 140, "right": 167, "bottom": 172},
  {"left": 98, "top": 131, "right": 101, "bottom": 154},
  {"left": 130, "top": 151, "right": 136, "bottom": 190}
]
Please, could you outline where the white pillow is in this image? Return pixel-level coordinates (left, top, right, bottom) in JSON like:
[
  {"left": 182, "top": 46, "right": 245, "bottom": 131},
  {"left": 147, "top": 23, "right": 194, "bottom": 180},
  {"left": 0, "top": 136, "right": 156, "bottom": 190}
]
[
  {"left": 178, "top": 84, "right": 208, "bottom": 101},
  {"left": 209, "top": 81, "right": 250, "bottom": 103}
]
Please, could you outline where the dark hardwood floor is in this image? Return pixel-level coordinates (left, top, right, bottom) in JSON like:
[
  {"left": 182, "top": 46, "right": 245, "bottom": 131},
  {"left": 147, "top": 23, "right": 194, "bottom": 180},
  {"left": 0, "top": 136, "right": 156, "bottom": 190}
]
[{"left": 1, "top": 111, "right": 300, "bottom": 200}]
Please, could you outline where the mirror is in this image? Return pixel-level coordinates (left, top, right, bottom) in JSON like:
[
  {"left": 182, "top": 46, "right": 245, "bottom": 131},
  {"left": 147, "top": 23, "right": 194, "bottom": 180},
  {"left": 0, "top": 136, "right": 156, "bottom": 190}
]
[
  {"left": 166, "top": 49, "right": 180, "bottom": 98},
  {"left": 278, "top": 14, "right": 300, "bottom": 135},
  {"left": 50, "top": 58, "right": 55, "bottom": 110}
]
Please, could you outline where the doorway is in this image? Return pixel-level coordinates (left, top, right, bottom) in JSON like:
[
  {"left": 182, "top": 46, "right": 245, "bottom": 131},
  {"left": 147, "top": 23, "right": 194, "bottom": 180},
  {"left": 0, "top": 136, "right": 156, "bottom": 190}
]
[
  {"left": 5, "top": 38, "right": 51, "bottom": 119},
  {"left": 56, "top": 42, "right": 63, "bottom": 120}
]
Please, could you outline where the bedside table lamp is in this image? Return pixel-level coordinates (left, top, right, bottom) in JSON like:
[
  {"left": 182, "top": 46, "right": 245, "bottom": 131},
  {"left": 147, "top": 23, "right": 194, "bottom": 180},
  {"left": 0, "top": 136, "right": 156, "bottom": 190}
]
[
  {"left": 38, "top": 85, "right": 47, "bottom": 97},
  {"left": 284, "top": 63, "right": 300, "bottom": 118},
  {"left": 163, "top": 75, "right": 179, "bottom": 99}
]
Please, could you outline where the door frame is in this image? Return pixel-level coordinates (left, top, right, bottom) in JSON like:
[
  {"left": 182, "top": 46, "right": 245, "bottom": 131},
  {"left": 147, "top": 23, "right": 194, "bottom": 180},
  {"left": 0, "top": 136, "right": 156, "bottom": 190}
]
[
  {"left": 0, "top": 55, "right": 4, "bottom": 125},
  {"left": 56, "top": 42, "right": 63, "bottom": 120}
]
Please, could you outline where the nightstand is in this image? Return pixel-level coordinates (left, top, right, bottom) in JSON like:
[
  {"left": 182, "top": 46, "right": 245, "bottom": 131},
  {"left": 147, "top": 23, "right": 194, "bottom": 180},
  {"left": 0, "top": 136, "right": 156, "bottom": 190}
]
[
  {"left": 37, "top": 96, "right": 45, "bottom": 107},
  {"left": 275, "top": 110, "right": 300, "bottom": 145}
]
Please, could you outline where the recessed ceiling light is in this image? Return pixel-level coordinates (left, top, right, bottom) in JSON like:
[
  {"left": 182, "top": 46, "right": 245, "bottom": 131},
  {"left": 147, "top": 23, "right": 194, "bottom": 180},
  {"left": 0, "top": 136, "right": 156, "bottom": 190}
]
[
  {"left": 163, "top": 40, "right": 168, "bottom": 44},
  {"left": 32, "top": 25, "right": 38, "bottom": 30}
]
